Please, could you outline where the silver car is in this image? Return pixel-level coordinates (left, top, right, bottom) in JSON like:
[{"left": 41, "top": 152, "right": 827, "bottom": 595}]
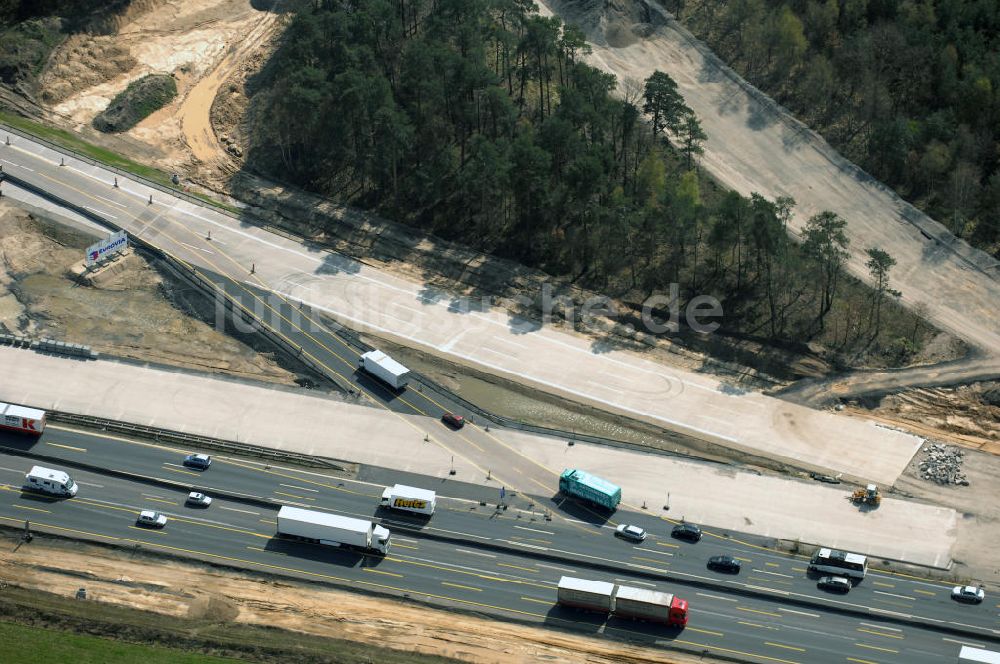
[
  {"left": 615, "top": 524, "right": 647, "bottom": 542},
  {"left": 951, "top": 585, "right": 985, "bottom": 604},
  {"left": 186, "top": 492, "right": 212, "bottom": 507},
  {"left": 136, "top": 510, "right": 167, "bottom": 528}
]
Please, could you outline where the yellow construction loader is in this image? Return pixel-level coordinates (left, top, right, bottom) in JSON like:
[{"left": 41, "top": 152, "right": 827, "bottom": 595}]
[{"left": 849, "top": 483, "right": 881, "bottom": 507}]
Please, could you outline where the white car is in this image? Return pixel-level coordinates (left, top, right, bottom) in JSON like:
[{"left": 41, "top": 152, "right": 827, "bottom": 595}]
[
  {"left": 951, "top": 585, "right": 985, "bottom": 604},
  {"left": 136, "top": 510, "right": 167, "bottom": 528},
  {"left": 615, "top": 524, "right": 647, "bottom": 542},
  {"left": 186, "top": 492, "right": 212, "bottom": 507}
]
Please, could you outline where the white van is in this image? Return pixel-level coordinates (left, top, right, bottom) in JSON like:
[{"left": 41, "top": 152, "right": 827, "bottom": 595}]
[
  {"left": 24, "top": 465, "right": 78, "bottom": 497},
  {"left": 380, "top": 484, "right": 436, "bottom": 516}
]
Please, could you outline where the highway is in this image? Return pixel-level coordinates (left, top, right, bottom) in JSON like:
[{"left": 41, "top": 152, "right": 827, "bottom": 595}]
[{"left": 1, "top": 425, "right": 998, "bottom": 664}]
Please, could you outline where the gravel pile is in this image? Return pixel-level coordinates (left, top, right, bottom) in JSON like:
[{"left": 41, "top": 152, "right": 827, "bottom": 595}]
[{"left": 918, "top": 443, "right": 969, "bottom": 485}]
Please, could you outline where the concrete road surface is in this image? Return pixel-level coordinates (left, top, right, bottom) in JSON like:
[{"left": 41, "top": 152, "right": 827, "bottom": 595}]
[
  {"left": 0, "top": 346, "right": 957, "bottom": 568},
  {"left": 0, "top": 135, "right": 925, "bottom": 484}
]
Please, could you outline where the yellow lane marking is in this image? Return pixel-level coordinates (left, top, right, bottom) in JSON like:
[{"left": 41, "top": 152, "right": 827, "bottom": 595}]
[
  {"left": 45, "top": 442, "right": 87, "bottom": 452},
  {"left": 913, "top": 588, "right": 936, "bottom": 596},
  {"left": 765, "top": 642, "right": 806, "bottom": 652},
  {"left": 273, "top": 491, "right": 305, "bottom": 499},
  {"left": 738, "top": 607, "right": 781, "bottom": 618},
  {"left": 765, "top": 562, "right": 781, "bottom": 568},
  {"left": 246, "top": 546, "right": 265, "bottom": 552},
  {"left": 259, "top": 519, "right": 276, "bottom": 524},
  {"left": 738, "top": 621, "right": 769, "bottom": 629},
  {"left": 686, "top": 627, "right": 724, "bottom": 637},
  {"left": 392, "top": 543, "right": 418, "bottom": 550},
  {"left": 873, "top": 581, "right": 895, "bottom": 588},
  {"left": 854, "top": 643, "right": 899, "bottom": 654},
  {"left": 735, "top": 557, "right": 752, "bottom": 562},
  {"left": 847, "top": 658, "right": 878, "bottom": 664},
  {"left": 857, "top": 628, "right": 903, "bottom": 640},
  {"left": 12, "top": 504, "right": 51, "bottom": 513},
  {"left": 520, "top": 596, "right": 551, "bottom": 605},
  {"left": 385, "top": 557, "right": 549, "bottom": 589},
  {"left": 441, "top": 582, "right": 482, "bottom": 592},
  {"left": 632, "top": 556, "right": 671, "bottom": 565},
  {"left": 70, "top": 497, "right": 268, "bottom": 538},
  {"left": 0, "top": 515, "right": 118, "bottom": 540},
  {"left": 791, "top": 567, "right": 806, "bottom": 572},
  {"left": 146, "top": 498, "right": 175, "bottom": 505},
  {"left": 128, "top": 526, "right": 166, "bottom": 534},
  {"left": 362, "top": 568, "right": 403, "bottom": 578},
  {"left": 162, "top": 467, "right": 200, "bottom": 477},
  {"left": 674, "top": 640, "right": 801, "bottom": 664},
  {"left": 656, "top": 542, "right": 679, "bottom": 549},
  {"left": 497, "top": 562, "right": 537, "bottom": 573}
]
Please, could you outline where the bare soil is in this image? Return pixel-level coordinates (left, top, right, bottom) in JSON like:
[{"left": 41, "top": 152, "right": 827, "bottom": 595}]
[
  {"left": 0, "top": 535, "right": 719, "bottom": 664},
  {"left": 0, "top": 201, "right": 296, "bottom": 384}
]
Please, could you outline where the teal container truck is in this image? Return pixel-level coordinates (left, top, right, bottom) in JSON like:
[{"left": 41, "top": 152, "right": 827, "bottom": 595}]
[{"left": 559, "top": 469, "right": 621, "bottom": 511}]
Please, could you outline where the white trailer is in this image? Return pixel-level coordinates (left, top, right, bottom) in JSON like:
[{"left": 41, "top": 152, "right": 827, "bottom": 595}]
[
  {"left": 276, "top": 506, "right": 390, "bottom": 555},
  {"left": 557, "top": 576, "right": 615, "bottom": 612},
  {"left": 380, "top": 484, "right": 436, "bottom": 516},
  {"left": 358, "top": 350, "right": 410, "bottom": 390},
  {"left": 960, "top": 646, "right": 1000, "bottom": 663},
  {"left": 24, "top": 466, "right": 78, "bottom": 497},
  {"left": 0, "top": 402, "right": 46, "bottom": 435}
]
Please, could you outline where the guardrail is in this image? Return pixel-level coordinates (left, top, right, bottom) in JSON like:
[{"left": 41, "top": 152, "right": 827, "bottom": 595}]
[{"left": 49, "top": 411, "right": 348, "bottom": 471}]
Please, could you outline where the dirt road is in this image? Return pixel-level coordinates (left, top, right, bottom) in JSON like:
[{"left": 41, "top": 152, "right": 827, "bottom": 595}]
[{"left": 538, "top": 0, "right": 1000, "bottom": 355}]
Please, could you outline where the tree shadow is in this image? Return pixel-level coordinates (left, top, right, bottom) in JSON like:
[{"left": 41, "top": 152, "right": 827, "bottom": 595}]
[
  {"left": 416, "top": 286, "right": 447, "bottom": 306},
  {"left": 315, "top": 253, "right": 361, "bottom": 276},
  {"left": 717, "top": 382, "right": 748, "bottom": 396}
]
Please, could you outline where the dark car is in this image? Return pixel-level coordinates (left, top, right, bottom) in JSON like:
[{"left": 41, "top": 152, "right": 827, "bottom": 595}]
[
  {"left": 671, "top": 523, "right": 702, "bottom": 542},
  {"left": 817, "top": 575, "right": 852, "bottom": 593},
  {"left": 707, "top": 555, "right": 741, "bottom": 573},
  {"left": 441, "top": 412, "right": 465, "bottom": 429},
  {"left": 183, "top": 453, "right": 212, "bottom": 470}
]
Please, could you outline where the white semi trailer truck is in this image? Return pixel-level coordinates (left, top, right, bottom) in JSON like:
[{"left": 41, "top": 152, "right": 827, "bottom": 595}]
[{"left": 276, "top": 506, "right": 390, "bottom": 555}]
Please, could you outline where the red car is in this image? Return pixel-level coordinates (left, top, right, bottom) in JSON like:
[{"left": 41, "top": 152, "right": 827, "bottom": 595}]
[{"left": 441, "top": 412, "right": 465, "bottom": 429}]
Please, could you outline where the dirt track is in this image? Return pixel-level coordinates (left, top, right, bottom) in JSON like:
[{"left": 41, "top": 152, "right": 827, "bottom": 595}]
[{"left": 538, "top": 0, "right": 1000, "bottom": 355}]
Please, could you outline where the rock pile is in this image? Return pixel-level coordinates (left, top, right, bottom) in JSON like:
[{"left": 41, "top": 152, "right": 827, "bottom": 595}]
[{"left": 918, "top": 444, "right": 969, "bottom": 485}]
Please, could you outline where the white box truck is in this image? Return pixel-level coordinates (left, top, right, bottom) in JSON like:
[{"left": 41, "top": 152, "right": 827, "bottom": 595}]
[
  {"left": 1, "top": 402, "right": 46, "bottom": 435},
  {"left": 557, "top": 576, "right": 616, "bottom": 612},
  {"left": 380, "top": 484, "right": 436, "bottom": 516},
  {"left": 276, "top": 506, "right": 390, "bottom": 555},
  {"left": 358, "top": 350, "right": 410, "bottom": 390},
  {"left": 24, "top": 466, "right": 78, "bottom": 497}
]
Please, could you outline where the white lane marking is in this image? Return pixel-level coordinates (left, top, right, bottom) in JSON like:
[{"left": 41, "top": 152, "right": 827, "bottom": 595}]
[
  {"left": 942, "top": 637, "right": 984, "bottom": 648},
  {"left": 860, "top": 622, "right": 900, "bottom": 632},
  {"left": 695, "top": 593, "right": 739, "bottom": 602},
  {"left": 634, "top": 546, "right": 673, "bottom": 557},
  {"left": 96, "top": 195, "right": 128, "bottom": 208},
  {"left": 778, "top": 607, "right": 819, "bottom": 618},
  {"left": 873, "top": 590, "right": 915, "bottom": 600},
  {"left": 616, "top": 578, "right": 655, "bottom": 587},
  {"left": 179, "top": 242, "right": 214, "bottom": 254},
  {"left": 392, "top": 536, "right": 418, "bottom": 544},
  {"left": 536, "top": 563, "right": 577, "bottom": 573},
  {"left": 503, "top": 540, "right": 548, "bottom": 551},
  {"left": 84, "top": 206, "right": 116, "bottom": 219},
  {"left": 427, "top": 527, "right": 490, "bottom": 540},
  {"left": 74, "top": 481, "right": 105, "bottom": 488},
  {"left": 278, "top": 483, "right": 319, "bottom": 493},
  {"left": 2, "top": 159, "right": 33, "bottom": 171},
  {"left": 744, "top": 584, "right": 789, "bottom": 596},
  {"left": 491, "top": 336, "right": 528, "bottom": 349},
  {"left": 0, "top": 466, "right": 27, "bottom": 474},
  {"left": 455, "top": 549, "right": 496, "bottom": 558},
  {"left": 513, "top": 525, "right": 554, "bottom": 535}
]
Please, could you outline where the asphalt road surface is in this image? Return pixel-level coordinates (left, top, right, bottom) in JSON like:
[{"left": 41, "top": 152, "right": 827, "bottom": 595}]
[{"left": 1, "top": 425, "right": 997, "bottom": 664}]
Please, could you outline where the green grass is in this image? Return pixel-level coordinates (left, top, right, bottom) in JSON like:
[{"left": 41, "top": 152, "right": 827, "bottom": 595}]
[
  {"left": 0, "top": 110, "right": 240, "bottom": 215},
  {"left": 0, "top": 621, "right": 240, "bottom": 664}
]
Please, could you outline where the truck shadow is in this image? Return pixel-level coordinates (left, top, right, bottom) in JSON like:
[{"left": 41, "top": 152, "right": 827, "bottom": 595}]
[
  {"left": 374, "top": 507, "right": 432, "bottom": 529},
  {"left": 263, "top": 537, "right": 388, "bottom": 568},
  {"left": 0, "top": 431, "right": 42, "bottom": 453},
  {"left": 351, "top": 371, "right": 406, "bottom": 403},
  {"left": 547, "top": 495, "right": 613, "bottom": 526}
]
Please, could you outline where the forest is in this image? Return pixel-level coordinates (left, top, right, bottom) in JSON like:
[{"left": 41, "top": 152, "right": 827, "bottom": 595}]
[
  {"left": 247, "top": 0, "right": 933, "bottom": 366},
  {"left": 677, "top": 0, "right": 1000, "bottom": 257}
]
